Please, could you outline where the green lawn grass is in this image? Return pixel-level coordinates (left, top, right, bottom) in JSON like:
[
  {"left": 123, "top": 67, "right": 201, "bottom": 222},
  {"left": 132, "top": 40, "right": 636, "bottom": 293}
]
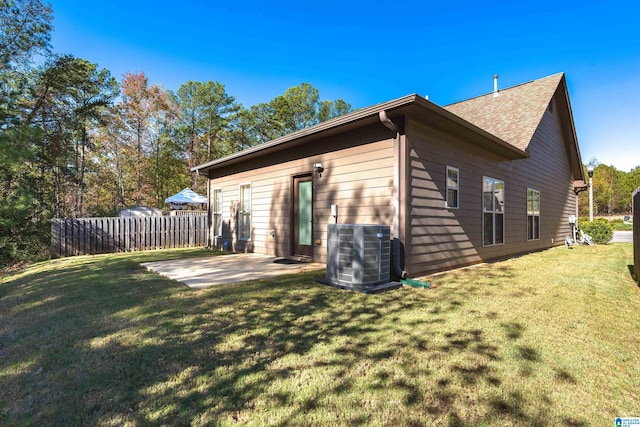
[
  {"left": 1, "top": 245, "right": 639, "bottom": 426},
  {"left": 611, "top": 221, "right": 633, "bottom": 231}
]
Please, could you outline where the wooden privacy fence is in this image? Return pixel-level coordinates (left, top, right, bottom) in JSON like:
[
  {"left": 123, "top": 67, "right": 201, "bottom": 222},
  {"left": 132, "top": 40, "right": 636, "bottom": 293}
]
[
  {"left": 51, "top": 215, "right": 208, "bottom": 258},
  {"left": 634, "top": 187, "right": 640, "bottom": 281},
  {"left": 170, "top": 210, "right": 207, "bottom": 216}
]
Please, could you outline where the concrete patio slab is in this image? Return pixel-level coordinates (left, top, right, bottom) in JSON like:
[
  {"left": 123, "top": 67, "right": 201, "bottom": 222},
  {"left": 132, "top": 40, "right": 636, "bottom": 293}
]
[{"left": 141, "top": 253, "right": 325, "bottom": 289}]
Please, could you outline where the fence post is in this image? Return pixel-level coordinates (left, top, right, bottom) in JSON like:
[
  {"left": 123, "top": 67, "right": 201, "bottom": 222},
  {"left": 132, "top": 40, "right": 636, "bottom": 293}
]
[
  {"left": 62, "top": 219, "right": 69, "bottom": 257},
  {"left": 159, "top": 216, "right": 165, "bottom": 249},
  {"left": 151, "top": 216, "right": 156, "bottom": 250},
  {"left": 125, "top": 218, "right": 131, "bottom": 252},
  {"left": 136, "top": 217, "right": 142, "bottom": 251},
  {"left": 50, "top": 219, "right": 60, "bottom": 258},
  {"left": 113, "top": 217, "right": 119, "bottom": 252},
  {"left": 87, "top": 218, "right": 94, "bottom": 255},
  {"left": 98, "top": 218, "right": 106, "bottom": 254}
]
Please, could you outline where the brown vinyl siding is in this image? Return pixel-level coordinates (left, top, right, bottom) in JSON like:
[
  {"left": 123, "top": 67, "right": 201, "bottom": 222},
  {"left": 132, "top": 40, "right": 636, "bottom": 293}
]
[
  {"left": 207, "top": 126, "right": 395, "bottom": 262},
  {"left": 404, "top": 90, "right": 576, "bottom": 275},
  {"left": 405, "top": 122, "right": 490, "bottom": 273}
]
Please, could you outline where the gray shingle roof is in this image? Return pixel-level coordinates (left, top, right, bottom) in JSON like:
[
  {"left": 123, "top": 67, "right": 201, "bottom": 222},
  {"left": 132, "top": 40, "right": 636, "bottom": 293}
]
[{"left": 444, "top": 73, "right": 564, "bottom": 151}]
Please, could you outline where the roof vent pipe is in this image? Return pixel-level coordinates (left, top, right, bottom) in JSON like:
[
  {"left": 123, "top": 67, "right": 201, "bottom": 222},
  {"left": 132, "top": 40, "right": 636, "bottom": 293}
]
[{"left": 493, "top": 74, "right": 499, "bottom": 97}]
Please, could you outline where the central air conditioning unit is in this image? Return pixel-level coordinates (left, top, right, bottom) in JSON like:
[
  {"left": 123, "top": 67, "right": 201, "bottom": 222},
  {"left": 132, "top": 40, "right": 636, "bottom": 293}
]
[{"left": 325, "top": 224, "right": 392, "bottom": 292}]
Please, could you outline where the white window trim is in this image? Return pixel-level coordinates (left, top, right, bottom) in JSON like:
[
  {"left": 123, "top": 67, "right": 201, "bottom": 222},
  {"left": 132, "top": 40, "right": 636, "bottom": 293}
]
[
  {"left": 446, "top": 166, "right": 459, "bottom": 209},
  {"left": 238, "top": 182, "right": 251, "bottom": 241},
  {"left": 527, "top": 188, "right": 540, "bottom": 241},
  {"left": 212, "top": 188, "right": 223, "bottom": 237},
  {"left": 482, "top": 176, "right": 505, "bottom": 247}
]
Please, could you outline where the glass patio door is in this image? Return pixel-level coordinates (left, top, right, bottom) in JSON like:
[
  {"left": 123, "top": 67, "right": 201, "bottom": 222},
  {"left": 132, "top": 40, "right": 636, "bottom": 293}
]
[{"left": 293, "top": 175, "right": 313, "bottom": 257}]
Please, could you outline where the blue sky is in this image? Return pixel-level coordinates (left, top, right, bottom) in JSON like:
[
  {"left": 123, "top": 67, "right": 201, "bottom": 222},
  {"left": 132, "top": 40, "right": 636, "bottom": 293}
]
[{"left": 49, "top": 0, "right": 640, "bottom": 171}]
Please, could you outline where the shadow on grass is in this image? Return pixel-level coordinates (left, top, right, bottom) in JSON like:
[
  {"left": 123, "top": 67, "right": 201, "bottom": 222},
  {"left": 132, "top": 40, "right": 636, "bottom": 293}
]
[
  {"left": 0, "top": 249, "right": 589, "bottom": 426},
  {"left": 628, "top": 265, "right": 639, "bottom": 284}
]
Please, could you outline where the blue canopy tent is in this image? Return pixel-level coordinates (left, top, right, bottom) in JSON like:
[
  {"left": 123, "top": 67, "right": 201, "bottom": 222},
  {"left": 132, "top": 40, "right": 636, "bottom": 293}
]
[{"left": 164, "top": 188, "right": 207, "bottom": 210}]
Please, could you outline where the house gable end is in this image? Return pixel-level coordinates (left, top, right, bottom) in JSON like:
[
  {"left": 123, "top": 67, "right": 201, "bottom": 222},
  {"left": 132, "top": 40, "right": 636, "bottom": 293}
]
[
  {"left": 444, "top": 73, "right": 564, "bottom": 151},
  {"left": 444, "top": 72, "right": 584, "bottom": 183},
  {"left": 525, "top": 77, "right": 584, "bottom": 184}
]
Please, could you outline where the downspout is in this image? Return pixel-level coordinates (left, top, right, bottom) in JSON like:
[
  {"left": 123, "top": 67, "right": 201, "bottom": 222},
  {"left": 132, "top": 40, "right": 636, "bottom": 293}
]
[
  {"left": 574, "top": 183, "right": 589, "bottom": 219},
  {"left": 379, "top": 110, "right": 407, "bottom": 279}
]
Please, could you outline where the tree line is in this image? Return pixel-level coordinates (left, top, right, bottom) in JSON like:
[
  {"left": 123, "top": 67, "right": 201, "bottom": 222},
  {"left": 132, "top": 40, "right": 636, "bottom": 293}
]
[
  {"left": 0, "top": 0, "right": 350, "bottom": 265},
  {"left": 578, "top": 162, "right": 640, "bottom": 217}
]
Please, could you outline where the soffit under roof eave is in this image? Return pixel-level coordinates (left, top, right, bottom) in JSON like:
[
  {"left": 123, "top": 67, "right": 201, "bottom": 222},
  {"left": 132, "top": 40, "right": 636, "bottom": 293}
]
[
  {"left": 558, "top": 76, "right": 585, "bottom": 182},
  {"left": 197, "top": 114, "right": 385, "bottom": 173},
  {"left": 573, "top": 180, "right": 587, "bottom": 189}
]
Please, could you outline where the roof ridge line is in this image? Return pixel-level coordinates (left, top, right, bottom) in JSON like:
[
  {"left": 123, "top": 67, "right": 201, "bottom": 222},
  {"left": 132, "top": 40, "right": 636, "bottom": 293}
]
[{"left": 444, "top": 72, "right": 564, "bottom": 107}]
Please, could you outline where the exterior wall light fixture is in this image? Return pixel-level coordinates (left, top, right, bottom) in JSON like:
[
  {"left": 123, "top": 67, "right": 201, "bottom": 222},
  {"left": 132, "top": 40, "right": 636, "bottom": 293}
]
[{"left": 313, "top": 163, "right": 324, "bottom": 178}]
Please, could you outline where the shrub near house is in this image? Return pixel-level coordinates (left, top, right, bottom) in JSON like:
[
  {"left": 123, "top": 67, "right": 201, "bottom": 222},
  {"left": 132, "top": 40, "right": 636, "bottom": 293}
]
[{"left": 579, "top": 218, "right": 613, "bottom": 244}]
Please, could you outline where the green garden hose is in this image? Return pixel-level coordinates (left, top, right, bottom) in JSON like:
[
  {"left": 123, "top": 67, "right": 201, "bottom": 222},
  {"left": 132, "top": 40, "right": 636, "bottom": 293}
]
[{"left": 401, "top": 278, "right": 431, "bottom": 289}]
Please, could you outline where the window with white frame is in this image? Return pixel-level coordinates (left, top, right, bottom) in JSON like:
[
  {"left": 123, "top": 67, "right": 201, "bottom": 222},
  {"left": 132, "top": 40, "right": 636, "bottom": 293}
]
[
  {"left": 527, "top": 188, "right": 540, "bottom": 241},
  {"left": 483, "top": 177, "right": 505, "bottom": 246},
  {"left": 446, "top": 166, "right": 459, "bottom": 209},
  {"left": 212, "top": 188, "right": 222, "bottom": 237},
  {"left": 238, "top": 183, "right": 251, "bottom": 241}
]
